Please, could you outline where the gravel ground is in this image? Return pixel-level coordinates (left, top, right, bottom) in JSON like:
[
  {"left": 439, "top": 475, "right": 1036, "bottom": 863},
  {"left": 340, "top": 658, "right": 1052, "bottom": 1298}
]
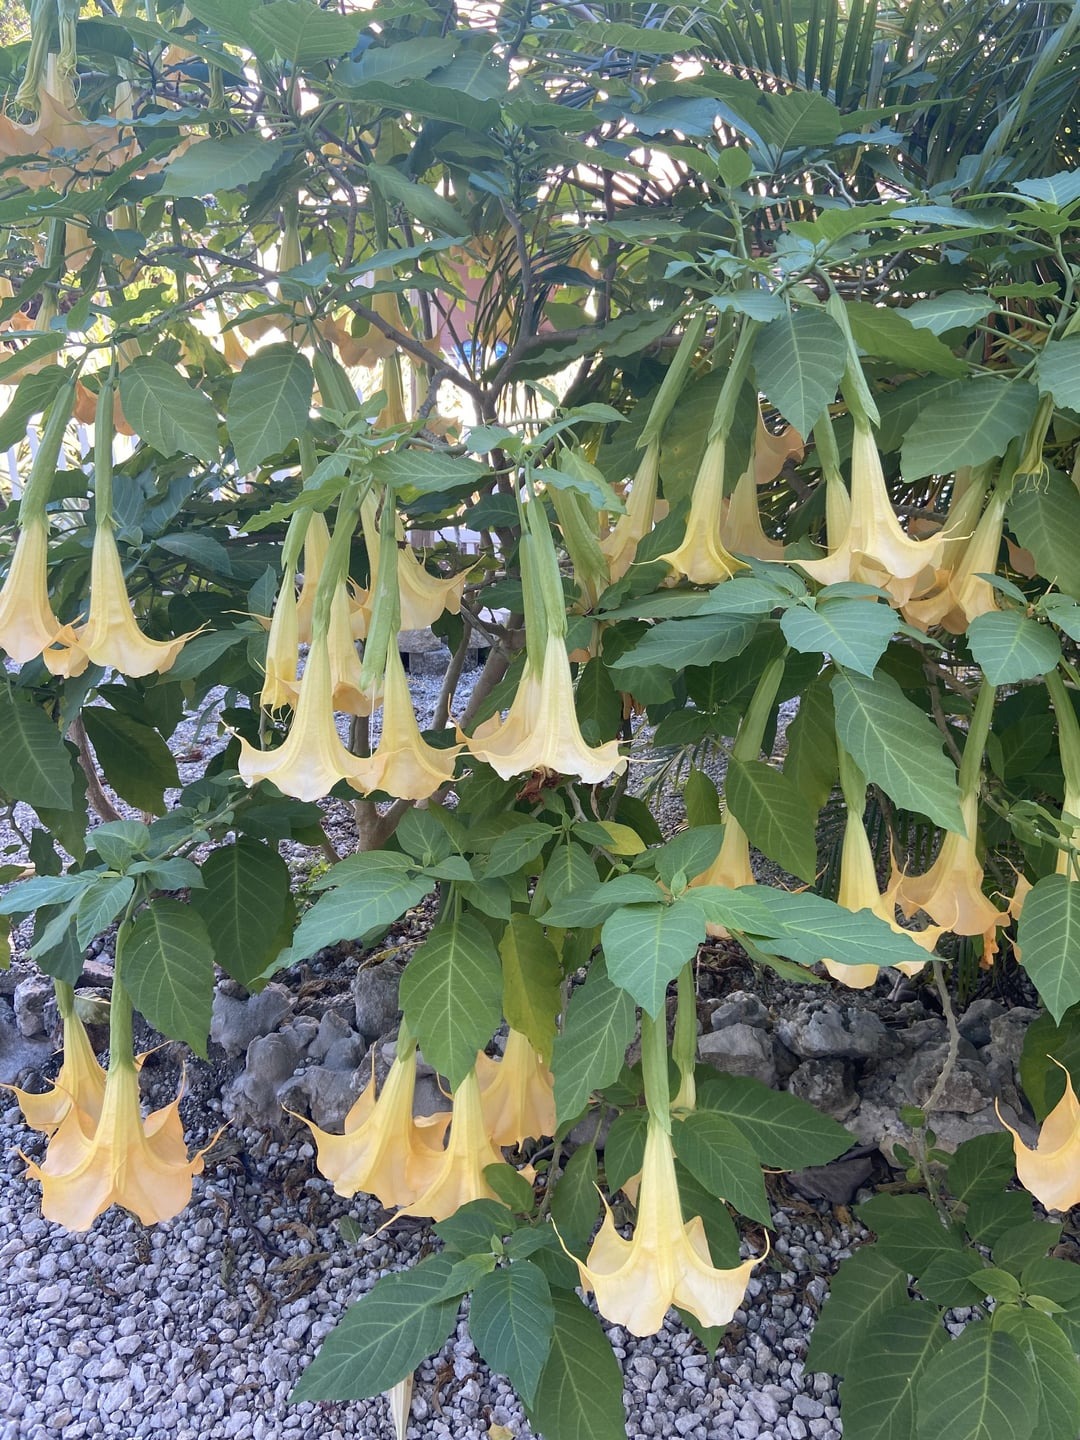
[
  {"left": 1, "top": 653, "right": 857, "bottom": 1439},
  {"left": 0, "top": 1086, "right": 852, "bottom": 1439}
]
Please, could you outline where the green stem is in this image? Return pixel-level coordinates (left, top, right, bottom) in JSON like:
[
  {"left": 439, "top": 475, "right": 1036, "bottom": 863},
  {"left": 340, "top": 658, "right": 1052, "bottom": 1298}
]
[
  {"left": 708, "top": 319, "right": 759, "bottom": 440},
  {"left": 109, "top": 919, "right": 136, "bottom": 1071},
  {"left": 359, "top": 491, "right": 401, "bottom": 688},
  {"left": 54, "top": 978, "right": 75, "bottom": 1021},
  {"left": 732, "top": 656, "right": 786, "bottom": 763},
  {"left": 19, "top": 375, "right": 78, "bottom": 525},
  {"left": 640, "top": 1010, "right": 672, "bottom": 1132},
  {"left": 640, "top": 310, "right": 707, "bottom": 449},
  {"left": 310, "top": 491, "right": 361, "bottom": 640},
  {"left": 958, "top": 678, "right": 996, "bottom": 798},
  {"left": 672, "top": 964, "right": 697, "bottom": 1111},
  {"left": 1045, "top": 668, "right": 1080, "bottom": 797},
  {"left": 836, "top": 742, "right": 866, "bottom": 814},
  {"left": 93, "top": 376, "right": 117, "bottom": 528}
]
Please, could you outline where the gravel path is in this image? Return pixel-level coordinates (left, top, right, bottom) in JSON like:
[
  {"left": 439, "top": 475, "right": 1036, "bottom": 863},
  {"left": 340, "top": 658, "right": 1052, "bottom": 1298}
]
[{"left": 0, "top": 1087, "right": 851, "bottom": 1439}]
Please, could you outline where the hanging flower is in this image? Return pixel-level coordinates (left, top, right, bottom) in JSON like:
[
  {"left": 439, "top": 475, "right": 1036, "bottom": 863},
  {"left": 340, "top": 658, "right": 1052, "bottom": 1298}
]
[
  {"left": 299, "top": 1046, "right": 449, "bottom": 1209},
  {"left": 601, "top": 440, "right": 664, "bottom": 583},
  {"left": 692, "top": 820, "right": 757, "bottom": 939},
  {"left": 475, "top": 1030, "right": 556, "bottom": 1147},
  {"left": 394, "top": 1069, "right": 513, "bottom": 1223},
  {"left": 996, "top": 1061, "right": 1080, "bottom": 1212},
  {"left": 896, "top": 793, "right": 1008, "bottom": 959},
  {"left": 464, "top": 632, "right": 626, "bottom": 784},
  {"left": 6, "top": 1006, "right": 106, "bottom": 1135},
  {"left": 22, "top": 1062, "right": 206, "bottom": 1231},
  {"left": 799, "top": 419, "right": 944, "bottom": 605},
  {"left": 350, "top": 498, "right": 469, "bottom": 638},
  {"left": 903, "top": 483, "right": 1005, "bottom": 634},
  {"left": 659, "top": 434, "right": 749, "bottom": 586},
  {"left": 237, "top": 631, "right": 374, "bottom": 801},
  {"left": 0, "top": 514, "right": 83, "bottom": 669},
  {"left": 295, "top": 511, "right": 331, "bottom": 646},
  {"left": 574, "top": 1117, "right": 765, "bottom": 1337},
  {"left": 75, "top": 524, "right": 193, "bottom": 677},
  {"left": 259, "top": 564, "right": 300, "bottom": 711},
  {"left": 721, "top": 463, "right": 784, "bottom": 562},
  {"left": 753, "top": 410, "right": 803, "bottom": 485},
  {"left": 823, "top": 807, "right": 937, "bottom": 989},
  {"left": 351, "top": 643, "right": 460, "bottom": 800}
]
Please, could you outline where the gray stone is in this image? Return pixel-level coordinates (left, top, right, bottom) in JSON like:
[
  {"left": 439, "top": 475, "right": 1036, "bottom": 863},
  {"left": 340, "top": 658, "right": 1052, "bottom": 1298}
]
[
  {"left": 353, "top": 963, "right": 403, "bottom": 1043},
  {"left": 787, "top": 1059, "right": 857, "bottom": 1120},
  {"left": 902, "top": 1046, "right": 992, "bottom": 1113},
  {"left": 987, "top": 1008, "right": 1042, "bottom": 1077},
  {"left": 414, "top": 1073, "right": 452, "bottom": 1121},
  {"left": 278, "top": 1066, "right": 364, "bottom": 1130},
  {"left": 210, "top": 983, "right": 293, "bottom": 1059},
  {"left": 710, "top": 992, "right": 769, "bottom": 1031},
  {"left": 699, "top": 1024, "right": 781, "bottom": 1087},
  {"left": 307, "top": 1011, "right": 357, "bottom": 1064},
  {"left": 957, "top": 998, "right": 1006, "bottom": 1048},
  {"left": 222, "top": 1027, "right": 308, "bottom": 1128},
  {"left": 788, "top": 1154, "right": 873, "bottom": 1206},
  {"left": 0, "top": 1007, "right": 53, "bottom": 1085},
  {"left": 777, "top": 1004, "right": 901, "bottom": 1061},
  {"left": 12, "top": 977, "right": 53, "bottom": 1039}
]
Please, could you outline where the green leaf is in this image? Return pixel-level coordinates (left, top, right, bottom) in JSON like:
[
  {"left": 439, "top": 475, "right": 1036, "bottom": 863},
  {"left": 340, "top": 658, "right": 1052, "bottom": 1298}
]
[
  {"left": 1016, "top": 873, "right": 1080, "bottom": 1021},
  {"left": 650, "top": 827, "right": 726, "bottom": 888},
  {"left": 228, "top": 345, "right": 313, "bottom": 473},
  {"left": 916, "top": 1323, "right": 1037, "bottom": 1440},
  {"left": 831, "top": 669, "right": 965, "bottom": 832},
  {"left": 781, "top": 598, "right": 896, "bottom": 679},
  {"left": 845, "top": 301, "right": 966, "bottom": 378},
  {"left": 1035, "top": 337, "right": 1080, "bottom": 409},
  {"left": 947, "top": 1133, "right": 1016, "bottom": 1206},
  {"left": 528, "top": 1293, "right": 626, "bottom": 1440},
  {"left": 601, "top": 899, "right": 705, "bottom": 1016},
  {"left": 372, "top": 448, "right": 489, "bottom": 497},
  {"left": 725, "top": 758, "right": 818, "bottom": 883},
  {"left": 0, "top": 366, "right": 68, "bottom": 451},
  {"left": 806, "top": 1246, "right": 910, "bottom": 1377},
  {"left": 0, "top": 873, "right": 95, "bottom": 916},
  {"left": 917, "top": 1249, "right": 990, "bottom": 1308},
  {"left": 995, "top": 1310, "right": 1080, "bottom": 1440},
  {"left": 839, "top": 1303, "right": 947, "bottom": 1440},
  {"left": 249, "top": 0, "right": 362, "bottom": 62},
  {"left": 755, "top": 310, "right": 847, "bottom": 436},
  {"left": 0, "top": 688, "right": 73, "bottom": 810},
  {"left": 435, "top": 1198, "right": 519, "bottom": 1255},
  {"left": 1015, "top": 170, "right": 1080, "bottom": 207},
  {"left": 499, "top": 915, "right": 561, "bottom": 1064},
  {"left": 1009, "top": 472, "right": 1080, "bottom": 600},
  {"left": 965, "top": 1192, "right": 1033, "bottom": 1247},
  {"left": 968, "top": 612, "right": 1061, "bottom": 686},
  {"left": 671, "top": 1111, "right": 771, "bottom": 1225},
  {"left": 785, "top": 673, "right": 838, "bottom": 812},
  {"left": 160, "top": 132, "right": 285, "bottom": 197},
  {"left": 483, "top": 820, "right": 555, "bottom": 879},
  {"left": 291, "top": 1255, "right": 459, "bottom": 1402},
  {"left": 81, "top": 708, "right": 178, "bottom": 815},
  {"left": 122, "top": 899, "right": 214, "bottom": 1057},
  {"left": 192, "top": 839, "right": 293, "bottom": 990},
  {"left": 75, "top": 875, "right": 135, "bottom": 950},
  {"left": 118, "top": 357, "right": 219, "bottom": 464},
  {"left": 695, "top": 1070, "right": 853, "bottom": 1168},
  {"left": 608, "top": 614, "right": 760, "bottom": 673},
  {"left": 291, "top": 866, "right": 432, "bottom": 959},
  {"left": 550, "top": 1143, "right": 600, "bottom": 1255},
  {"left": 1022, "top": 1259, "right": 1080, "bottom": 1350},
  {"left": 857, "top": 1194, "right": 965, "bottom": 1274},
  {"left": 901, "top": 378, "right": 1039, "bottom": 482},
  {"left": 367, "top": 163, "right": 467, "bottom": 235},
  {"left": 993, "top": 1221, "right": 1062, "bottom": 1275},
  {"left": 603, "top": 1109, "right": 648, "bottom": 1192},
  {"left": 1019, "top": 1006, "right": 1080, "bottom": 1119},
  {"left": 552, "top": 957, "right": 635, "bottom": 1124},
  {"left": 905, "top": 293, "right": 997, "bottom": 335},
  {"left": 399, "top": 912, "right": 503, "bottom": 1088},
  {"left": 469, "top": 1262, "right": 553, "bottom": 1406}
]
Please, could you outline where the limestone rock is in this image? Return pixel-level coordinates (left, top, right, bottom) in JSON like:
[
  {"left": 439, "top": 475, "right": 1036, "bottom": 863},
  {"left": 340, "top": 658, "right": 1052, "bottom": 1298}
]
[{"left": 210, "top": 983, "right": 293, "bottom": 1059}]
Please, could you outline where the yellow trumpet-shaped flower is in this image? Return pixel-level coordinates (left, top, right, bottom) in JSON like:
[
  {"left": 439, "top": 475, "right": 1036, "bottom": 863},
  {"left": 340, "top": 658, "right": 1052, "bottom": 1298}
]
[
  {"left": 327, "top": 584, "right": 379, "bottom": 717},
  {"left": 753, "top": 411, "right": 803, "bottom": 485},
  {"left": 997, "top": 1061, "right": 1080, "bottom": 1212},
  {"left": 259, "top": 567, "right": 300, "bottom": 711},
  {"left": 76, "top": 524, "right": 192, "bottom": 677},
  {"left": 693, "top": 820, "right": 756, "bottom": 939},
  {"left": 601, "top": 441, "right": 664, "bottom": 583},
  {"left": 799, "top": 420, "right": 944, "bottom": 605},
  {"left": 659, "top": 435, "right": 749, "bottom": 586},
  {"left": 350, "top": 524, "right": 469, "bottom": 638},
  {"left": 575, "top": 1118, "right": 765, "bottom": 1337},
  {"left": 721, "top": 464, "right": 784, "bottom": 562},
  {"left": 352, "top": 643, "right": 460, "bottom": 800},
  {"left": 903, "top": 484, "right": 1005, "bottom": 634},
  {"left": 0, "top": 515, "right": 83, "bottom": 668},
  {"left": 896, "top": 793, "right": 1007, "bottom": 955},
  {"left": 395, "top": 1069, "right": 512, "bottom": 1223},
  {"left": 300, "top": 1048, "right": 450, "bottom": 1208},
  {"left": 6, "top": 1008, "right": 106, "bottom": 1135},
  {"left": 464, "top": 632, "right": 626, "bottom": 784},
  {"left": 475, "top": 1030, "right": 557, "bottom": 1147},
  {"left": 23, "top": 1063, "right": 206, "bottom": 1231},
  {"left": 822, "top": 809, "right": 937, "bottom": 989},
  {"left": 295, "top": 511, "right": 331, "bottom": 646},
  {"left": 237, "top": 631, "right": 373, "bottom": 801}
]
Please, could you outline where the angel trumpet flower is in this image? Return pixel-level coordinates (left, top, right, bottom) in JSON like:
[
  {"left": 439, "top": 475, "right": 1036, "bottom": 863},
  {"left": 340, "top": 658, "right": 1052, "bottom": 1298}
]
[
  {"left": 576, "top": 1116, "right": 764, "bottom": 1336},
  {"left": 300, "top": 1044, "right": 449, "bottom": 1208},
  {"left": 237, "top": 631, "right": 373, "bottom": 801},
  {"left": 1047, "top": 669, "right": 1080, "bottom": 879},
  {"left": 903, "top": 481, "right": 1006, "bottom": 634},
  {"left": 475, "top": 1030, "right": 556, "bottom": 1147},
  {"left": 295, "top": 511, "right": 331, "bottom": 645},
  {"left": 601, "top": 440, "right": 663, "bottom": 583},
  {"left": 799, "top": 418, "right": 944, "bottom": 605},
  {"left": 352, "top": 642, "right": 460, "bottom": 800},
  {"left": 0, "top": 514, "right": 82, "bottom": 667},
  {"left": 997, "top": 1060, "right": 1080, "bottom": 1212},
  {"left": 721, "top": 463, "right": 784, "bottom": 562},
  {"left": 259, "top": 563, "right": 300, "bottom": 711},
  {"left": 694, "top": 819, "right": 757, "bottom": 939},
  {"left": 394, "top": 1069, "right": 512, "bottom": 1223},
  {"left": 351, "top": 496, "right": 469, "bottom": 638},
  {"left": 753, "top": 410, "right": 803, "bottom": 484},
  {"left": 465, "top": 632, "right": 626, "bottom": 783},
  {"left": 659, "top": 433, "right": 748, "bottom": 585},
  {"left": 76, "top": 523, "right": 192, "bottom": 677},
  {"left": 7, "top": 992, "right": 106, "bottom": 1135}
]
